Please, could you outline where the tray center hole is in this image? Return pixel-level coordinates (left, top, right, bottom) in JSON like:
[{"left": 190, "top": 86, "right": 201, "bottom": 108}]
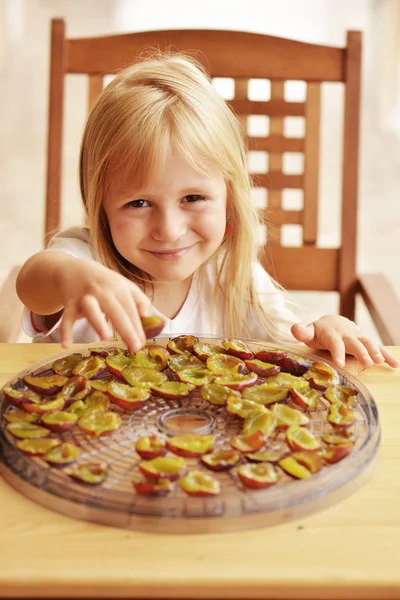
[{"left": 156, "top": 408, "right": 215, "bottom": 436}]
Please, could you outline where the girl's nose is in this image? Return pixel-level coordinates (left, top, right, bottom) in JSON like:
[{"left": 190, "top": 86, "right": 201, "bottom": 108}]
[{"left": 151, "top": 209, "right": 188, "bottom": 242}]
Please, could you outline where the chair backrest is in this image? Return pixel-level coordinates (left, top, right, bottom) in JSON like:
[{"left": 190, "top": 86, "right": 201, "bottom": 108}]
[{"left": 45, "top": 20, "right": 361, "bottom": 320}]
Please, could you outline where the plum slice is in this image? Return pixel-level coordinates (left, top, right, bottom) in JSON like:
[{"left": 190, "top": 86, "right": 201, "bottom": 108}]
[
  {"left": 200, "top": 449, "right": 241, "bottom": 471},
  {"left": 166, "top": 434, "right": 214, "bottom": 458},
  {"left": 135, "top": 435, "right": 166, "bottom": 460},
  {"left": 176, "top": 367, "right": 214, "bottom": 386},
  {"left": 243, "top": 411, "right": 277, "bottom": 437},
  {"left": 243, "top": 383, "right": 288, "bottom": 405},
  {"left": 106, "top": 354, "right": 134, "bottom": 378},
  {"left": 304, "top": 362, "right": 340, "bottom": 391},
  {"left": 286, "top": 425, "right": 320, "bottom": 452},
  {"left": 6, "top": 422, "right": 50, "bottom": 439},
  {"left": 68, "top": 391, "right": 110, "bottom": 417},
  {"left": 78, "top": 412, "right": 121, "bottom": 438},
  {"left": 266, "top": 372, "right": 309, "bottom": 390},
  {"left": 324, "top": 385, "right": 358, "bottom": 406},
  {"left": 141, "top": 314, "right": 165, "bottom": 339},
  {"left": 89, "top": 379, "right": 110, "bottom": 393},
  {"left": 66, "top": 462, "right": 108, "bottom": 484},
  {"left": 244, "top": 359, "right": 280, "bottom": 378},
  {"left": 255, "top": 348, "right": 288, "bottom": 363},
  {"left": 279, "top": 452, "right": 322, "bottom": 479},
  {"left": 41, "top": 410, "right": 78, "bottom": 432},
  {"left": 44, "top": 442, "right": 80, "bottom": 466},
  {"left": 131, "top": 345, "right": 169, "bottom": 371},
  {"left": 279, "top": 456, "right": 313, "bottom": 479},
  {"left": 200, "top": 383, "right": 240, "bottom": 406},
  {"left": 122, "top": 366, "right": 167, "bottom": 388},
  {"left": 151, "top": 381, "right": 195, "bottom": 399},
  {"left": 322, "top": 430, "right": 355, "bottom": 445},
  {"left": 277, "top": 355, "right": 313, "bottom": 376},
  {"left": 289, "top": 386, "right": 319, "bottom": 410},
  {"left": 214, "top": 372, "right": 258, "bottom": 391},
  {"left": 320, "top": 443, "right": 354, "bottom": 464},
  {"left": 328, "top": 404, "right": 357, "bottom": 428},
  {"left": 237, "top": 463, "right": 278, "bottom": 489},
  {"left": 16, "top": 437, "right": 61, "bottom": 456},
  {"left": 107, "top": 381, "right": 150, "bottom": 411},
  {"left": 166, "top": 335, "right": 198, "bottom": 355},
  {"left": 23, "top": 396, "right": 65, "bottom": 415},
  {"left": 2, "top": 386, "right": 41, "bottom": 407},
  {"left": 271, "top": 404, "right": 309, "bottom": 429},
  {"left": 4, "top": 409, "right": 39, "bottom": 424},
  {"left": 230, "top": 430, "right": 266, "bottom": 453},
  {"left": 206, "top": 353, "right": 245, "bottom": 375},
  {"left": 58, "top": 375, "right": 91, "bottom": 404},
  {"left": 245, "top": 450, "right": 285, "bottom": 463},
  {"left": 168, "top": 352, "right": 203, "bottom": 372},
  {"left": 192, "top": 341, "right": 225, "bottom": 361},
  {"left": 226, "top": 397, "right": 267, "bottom": 419},
  {"left": 24, "top": 374, "right": 68, "bottom": 396},
  {"left": 290, "top": 451, "right": 323, "bottom": 473},
  {"left": 139, "top": 456, "right": 186, "bottom": 481},
  {"left": 179, "top": 471, "right": 221, "bottom": 496},
  {"left": 52, "top": 353, "right": 84, "bottom": 376},
  {"left": 222, "top": 338, "right": 254, "bottom": 360},
  {"left": 72, "top": 356, "right": 107, "bottom": 380},
  {"left": 133, "top": 477, "right": 173, "bottom": 496}
]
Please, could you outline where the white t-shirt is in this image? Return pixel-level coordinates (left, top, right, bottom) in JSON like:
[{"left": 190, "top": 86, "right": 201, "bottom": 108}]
[{"left": 22, "top": 227, "right": 299, "bottom": 344}]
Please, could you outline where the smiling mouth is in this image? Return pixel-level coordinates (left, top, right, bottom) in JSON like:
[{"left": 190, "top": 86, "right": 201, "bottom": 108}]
[{"left": 145, "top": 244, "right": 196, "bottom": 260}]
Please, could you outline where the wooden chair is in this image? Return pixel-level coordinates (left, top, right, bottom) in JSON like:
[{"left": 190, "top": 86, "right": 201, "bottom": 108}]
[{"left": 2, "top": 19, "right": 400, "bottom": 344}]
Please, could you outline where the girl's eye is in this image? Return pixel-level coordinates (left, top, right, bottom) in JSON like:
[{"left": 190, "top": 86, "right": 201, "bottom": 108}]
[
  {"left": 125, "top": 199, "right": 150, "bottom": 209},
  {"left": 184, "top": 195, "right": 206, "bottom": 203}
]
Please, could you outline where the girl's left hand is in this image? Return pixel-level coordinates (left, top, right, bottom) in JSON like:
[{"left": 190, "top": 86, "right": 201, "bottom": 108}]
[{"left": 291, "top": 315, "right": 400, "bottom": 368}]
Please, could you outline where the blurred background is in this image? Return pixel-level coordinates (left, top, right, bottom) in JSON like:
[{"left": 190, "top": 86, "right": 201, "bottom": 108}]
[{"left": 1, "top": 0, "right": 400, "bottom": 342}]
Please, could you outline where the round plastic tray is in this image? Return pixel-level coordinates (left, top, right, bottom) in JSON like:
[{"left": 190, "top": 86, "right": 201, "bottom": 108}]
[{"left": 0, "top": 338, "right": 380, "bottom": 533}]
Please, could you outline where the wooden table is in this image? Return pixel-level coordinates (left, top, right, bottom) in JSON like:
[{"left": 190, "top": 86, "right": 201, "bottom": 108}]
[{"left": 0, "top": 343, "right": 399, "bottom": 600}]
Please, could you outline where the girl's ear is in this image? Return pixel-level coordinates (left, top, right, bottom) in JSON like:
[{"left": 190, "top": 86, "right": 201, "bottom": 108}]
[{"left": 225, "top": 223, "right": 233, "bottom": 236}]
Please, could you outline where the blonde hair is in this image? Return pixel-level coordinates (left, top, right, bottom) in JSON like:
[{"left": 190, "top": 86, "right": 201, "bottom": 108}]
[{"left": 79, "top": 52, "right": 293, "bottom": 340}]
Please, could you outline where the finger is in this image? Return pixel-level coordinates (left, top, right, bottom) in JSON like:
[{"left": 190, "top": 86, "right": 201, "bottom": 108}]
[
  {"left": 342, "top": 336, "right": 374, "bottom": 367},
  {"left": 80, "top": 295, "right": 112, "bottom": 340},
  {"left": 59, "top": 306, "right": 78, "bottom": 348},
  {"left": 129, "top": 284, "right": 152, "bottom": 318},
  {"left": 291, "top": 322, "right": 316, "bottom": 344},
  {"left": 322, "top": 332, "right": 346, "bottom": 367},
  {"left": 356, "top": 337, "right": 385, "bottom": 365},
  {"left": 99, "top": 295, "right": 143, "bottom": 353},
  {"left": 118, "top": 291, "right": 146, "bottom": 348},
  {"left": 379, "top": 346, "right": 400, "bottom": 368}
]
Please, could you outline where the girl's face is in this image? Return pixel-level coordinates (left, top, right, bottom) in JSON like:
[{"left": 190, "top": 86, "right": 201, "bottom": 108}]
[{"left": 104, "top": 152, "right": 227, "bottom": 283}]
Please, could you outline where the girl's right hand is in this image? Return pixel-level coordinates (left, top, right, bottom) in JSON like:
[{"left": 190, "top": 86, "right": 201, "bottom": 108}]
[{"left": 57, "top": 259, "right": 152, "bottom": 353}]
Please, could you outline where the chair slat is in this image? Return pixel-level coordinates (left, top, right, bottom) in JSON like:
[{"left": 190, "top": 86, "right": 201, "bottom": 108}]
[
  {"left": 264, "top": 209, "right": 302, "bottom": 226},
  {"left": 252, "top": 173, "right": 303, "bottom": 189},
  {"left": 339, "top": 31, "right": 362, "bottom": 320},
  {"left": 88, "top": 75, "right": 104, "bottom": 112},
  {"left": 45, "top": 18, "right": 66, "bottom": 246},
  {"left": 302, "top": 82, "right": 321, "bottom": 244},
  {"left": 260, "top": 246, "right": 338, "bottom": 291},
  {"left": 266, "top": 82, "right": 285, "bottom": 246},
  {"left": 66, "top": 30, "right": 345, "bottom": 81},
  {"left": 229, "top": 99, "right": 305, "bottom": 117},
  {"left": 249, "top": 136, "right": 304, "bottom": 153}
]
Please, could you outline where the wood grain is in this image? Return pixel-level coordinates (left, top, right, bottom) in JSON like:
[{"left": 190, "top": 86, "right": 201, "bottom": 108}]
[
  {"left": 44, "top": 18, "right": 66, "bottom": 245},
  {"left": 0, "top": 344, "right": 399, "bottom": 599},
  {"left": 66, "top": 29, "right": 345, "bottom": 81}
]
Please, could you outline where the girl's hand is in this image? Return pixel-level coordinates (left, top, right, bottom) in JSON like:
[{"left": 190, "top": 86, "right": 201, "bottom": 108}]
[
  {"left": 58, "top": 259, "right": 152, "bottom": 353},
  {"left": 291, "top": 315, "right": 400, "bottom": 368}
]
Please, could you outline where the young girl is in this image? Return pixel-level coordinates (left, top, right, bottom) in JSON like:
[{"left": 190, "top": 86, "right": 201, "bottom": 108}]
[{"left": 16, "top": 53, "right": 398, "bottom": 369}]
